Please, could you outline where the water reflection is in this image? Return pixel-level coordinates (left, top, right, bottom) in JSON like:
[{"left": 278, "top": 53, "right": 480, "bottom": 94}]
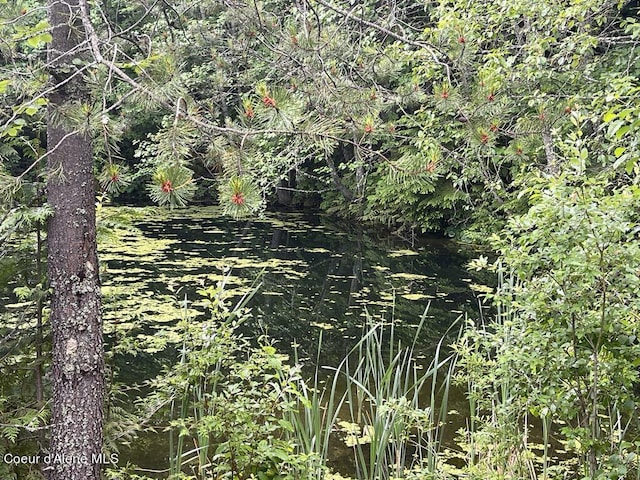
[
  {"left": 96, "top": 206, "right": 491, "bottom": 475},
  {"left": 100, "top": 207, "right": 487, "bottom": 377}
]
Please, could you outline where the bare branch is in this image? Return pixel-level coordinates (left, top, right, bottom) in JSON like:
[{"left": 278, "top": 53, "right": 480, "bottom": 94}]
[{"left": 15, "top": 129, "right": 81, "bottom": 183}]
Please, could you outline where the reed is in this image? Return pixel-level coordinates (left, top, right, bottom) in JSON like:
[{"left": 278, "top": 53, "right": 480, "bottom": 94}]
[
  {"left": 285, "top": 332, "right": 348, "bottom": 479},
  {"left": 320, "top": 303, "right": 461, "bottom": 479},
  {"left": 166, "top": 285, "right": 463, "bottom": 479}
]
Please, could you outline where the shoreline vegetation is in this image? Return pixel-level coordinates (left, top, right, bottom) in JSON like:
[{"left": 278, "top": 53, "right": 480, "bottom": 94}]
[{"left": 1, "top": 0, "right": 640, "bottom": 478}]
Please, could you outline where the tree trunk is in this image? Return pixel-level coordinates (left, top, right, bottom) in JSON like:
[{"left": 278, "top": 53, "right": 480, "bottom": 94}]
[
  {"left": 46, "top": 1, "right": 104, "bottom": 479},
  {"left": 276, "top": 169, "right": 297, "bottom": 206}
]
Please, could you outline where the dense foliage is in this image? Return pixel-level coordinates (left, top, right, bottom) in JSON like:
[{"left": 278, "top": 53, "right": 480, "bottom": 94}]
[
  {"left": 461, "top": 177, "right": 640, "bottom": 478},
  {"left": 1, "top": 0, "right": 639, "bottom": 478},
  {"left": 2, "top": 0, "right": 638, "bottom": 234}
]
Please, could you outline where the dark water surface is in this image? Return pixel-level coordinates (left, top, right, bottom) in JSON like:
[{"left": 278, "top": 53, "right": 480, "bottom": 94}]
[
  {"left": 100, "top": 207, "right": 486, "bottom": 376},
  {"left": 0, "top": 206, "right": 488, "bottom": 476},
  {"left": 96, "top": 206, "right": 489, "bottom": 475}
]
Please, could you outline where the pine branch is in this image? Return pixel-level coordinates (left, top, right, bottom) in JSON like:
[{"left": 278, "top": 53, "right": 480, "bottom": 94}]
[
  {"left": 74, "top": 0, "right": 393, "bottom": 170},
  {"left": 309, "top": 0, "right": 451, "bottom": 78}
]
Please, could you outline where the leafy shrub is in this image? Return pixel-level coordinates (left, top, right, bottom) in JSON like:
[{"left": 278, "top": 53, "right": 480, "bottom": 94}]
[
  {"left": 456, "top": 175, "right": 640, "bottom": 479},
  {"left": 144, "top": 286, "right": 315, "bottom": 480}
]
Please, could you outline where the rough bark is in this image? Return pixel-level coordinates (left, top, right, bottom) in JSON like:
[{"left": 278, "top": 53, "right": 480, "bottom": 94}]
[{"left": 46, "top": 1, "right": 104, "bottom": 479}]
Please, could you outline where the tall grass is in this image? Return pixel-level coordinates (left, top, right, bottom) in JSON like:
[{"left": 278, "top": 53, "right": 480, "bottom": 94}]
[
  {"left": 164, "top": 274, "right": 574, "bottom": 480},
  {"left": 150, "top": 267, "right": 640, "bottom": 479},
  {"left": 284, "top": 302, "right": 462, "bottom": 479},
  {"left": 340, "top": 306, "right": 460, "bottom": 480},
  {"left": 165, "top": 284, "right": 465, "bottom": 479},
  {"left": 460, "top": 267, "right": 540, "bottom": 479},
  {"left": 285, "top": 332, "right": 348, "bottom": 479},
  {"left": 458, "top": 266, "right": 565, "bottom": 480},
  {"left": 168, "top": 296, "right": 191, "bottom": 478}
]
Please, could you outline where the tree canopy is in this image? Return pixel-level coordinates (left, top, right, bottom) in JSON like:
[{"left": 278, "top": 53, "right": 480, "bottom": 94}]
[
  {"left": 0, "top": 0, "right": 637, "bottom": 236},
  {"left": 1, "top": 0, "right": 639, "bottom": 478}
]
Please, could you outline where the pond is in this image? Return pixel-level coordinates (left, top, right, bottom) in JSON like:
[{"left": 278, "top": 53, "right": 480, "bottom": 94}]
[
  {"left": 99, "top": 207, "right": 487, "bottom": 377},
  {"left": 0, "top": 205, "right": 490, "bottom": 476},
  {"left": 97, "top": 206, "right": 489, "bottom": 475}
]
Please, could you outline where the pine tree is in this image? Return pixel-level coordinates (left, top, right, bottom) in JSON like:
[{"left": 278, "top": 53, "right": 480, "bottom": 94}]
[{"left": 45, "top": 0, "right": 104, "bottom": 478}]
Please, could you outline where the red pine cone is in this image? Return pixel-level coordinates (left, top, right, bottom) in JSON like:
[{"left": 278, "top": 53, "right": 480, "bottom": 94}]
[
  {"left": 231, "top": 192, "right": 245, "bottom": 205},
  {"left": 262, "top": 96, "right": 277, "bottom": 108}
]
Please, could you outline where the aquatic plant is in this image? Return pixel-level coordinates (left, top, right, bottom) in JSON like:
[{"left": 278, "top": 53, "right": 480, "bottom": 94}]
[{"left": 333, "top": 306, "right": 460, "bottom": 480}]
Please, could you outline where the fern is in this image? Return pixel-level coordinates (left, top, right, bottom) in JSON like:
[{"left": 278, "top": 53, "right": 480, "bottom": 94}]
[{"left": 1, "top": 424, "right": 18, "bottom": 443}]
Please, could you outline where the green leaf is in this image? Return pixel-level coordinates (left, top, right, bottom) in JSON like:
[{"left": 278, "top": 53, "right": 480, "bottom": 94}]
[
  {"left": 277, "top": 419, "right": 294, "bottom": 432},
  {"left": 625, "top": 158, "right": 636, "bottom": 174},
  {"left": 614, "top": 147, "right": 626, "bottom": 158},
  {"left": 262, "top": 345, "right": 276, "bottom": 355},
  {"left": 579, "top": 148, "right": 588, "bottom": 161},
  {"left": 26, "top": 33, "right": 52, "bottom": 48},
  {"left": 0, "top": 79, "right": 10, "bottom": 94},
  {"left": 615, "top": 125, "right": 631, "bottom": 139},
  {"left": 26, "top": 36, "right": 40, "bottom": 48},
  {"left": 602, "top": 111, "right": 617, "bottom": 123},
  {"left": 13, "top": 286, "right": 32, "bottom": 301}
]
